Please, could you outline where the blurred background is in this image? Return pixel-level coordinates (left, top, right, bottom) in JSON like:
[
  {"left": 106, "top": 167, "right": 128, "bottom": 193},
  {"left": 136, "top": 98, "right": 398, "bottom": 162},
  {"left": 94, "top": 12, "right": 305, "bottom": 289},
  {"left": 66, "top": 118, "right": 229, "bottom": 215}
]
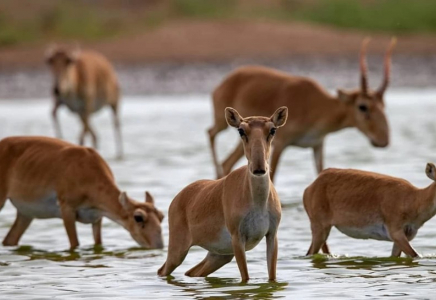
[{"left": 1, "top": 0, "right": 436, "bottom": 98}]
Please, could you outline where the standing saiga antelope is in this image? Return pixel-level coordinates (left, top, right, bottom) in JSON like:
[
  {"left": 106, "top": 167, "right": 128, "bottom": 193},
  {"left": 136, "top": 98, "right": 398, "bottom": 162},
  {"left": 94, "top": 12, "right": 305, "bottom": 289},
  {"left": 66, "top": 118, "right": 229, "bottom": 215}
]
[
  {"left": 45, "top": 45, "right": 123, "bottom": 158},
  {"left": 208, "top": 38, "right": 395, "bottom": 181},
  {"left": 0, "top": 136, "right": 164, "bottom": 249},
  {"left": 304, "top": 163, "right": 436, "bottom": 258},
  {"left": 158, "top": 107, "right": 287, "bottom": 282}
]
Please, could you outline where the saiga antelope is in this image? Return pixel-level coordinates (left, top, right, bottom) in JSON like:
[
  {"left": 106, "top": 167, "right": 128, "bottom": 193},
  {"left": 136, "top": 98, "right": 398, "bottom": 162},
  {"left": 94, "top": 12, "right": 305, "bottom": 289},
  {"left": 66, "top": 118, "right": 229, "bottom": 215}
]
[
  {"left": 304, "top": 164, "right": 436, "bottom": 258},
  {"left": 46, "top": 45, "right": 123, "bottom": 158},
  {"left": 158, "top": 107, "right": 287, "bottom": 282},
  {"left": 208, "top": 39, "right": 395, "bottom": 181},
  {"left": 0, "top": 136, "right": 163, "bottom": 249}
]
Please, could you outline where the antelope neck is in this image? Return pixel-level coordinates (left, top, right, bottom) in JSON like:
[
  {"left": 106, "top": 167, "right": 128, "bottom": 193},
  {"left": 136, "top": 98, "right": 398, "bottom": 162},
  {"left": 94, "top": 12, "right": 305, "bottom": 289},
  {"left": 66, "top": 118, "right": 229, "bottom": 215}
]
[
  {"left": 416, "top": 183, "right": 436, "bottom": 224},
  {"left": 247, "top": 170, "right": 270, "bottom": 209},
  {"left": 324, "top": 97, "right": 356, "bottom": 132},
  {"left": 95, "top": 185, "right": 130, "bottom": 229}
]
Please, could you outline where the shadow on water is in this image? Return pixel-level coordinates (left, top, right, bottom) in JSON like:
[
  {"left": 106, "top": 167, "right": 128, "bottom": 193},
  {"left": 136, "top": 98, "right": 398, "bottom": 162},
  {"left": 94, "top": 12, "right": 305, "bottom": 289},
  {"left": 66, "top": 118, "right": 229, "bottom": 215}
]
[
  {"left": 163, "top": 276, "right": 288, "bottom": 299},
  {"left": 10, "top": 244, "right": 161, "bottom": 264},
  {"left": 307, "top": 254, "right": 420, "bottom": 270}
]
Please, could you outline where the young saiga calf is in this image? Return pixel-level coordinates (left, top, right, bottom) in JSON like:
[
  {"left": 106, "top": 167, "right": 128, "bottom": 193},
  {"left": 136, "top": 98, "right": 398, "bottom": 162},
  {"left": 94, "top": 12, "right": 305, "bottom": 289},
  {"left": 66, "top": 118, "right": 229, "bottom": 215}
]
[
  {"left": 304, "top": 164, "right": 436, "bottom": 257},
  {"left": 158, "top": 107, "right": 288, "bottom": 282},
  {"left": 46, "top": 45, "right": 123, "bottom": 158},
  {"left": 0, "top": 136, "right": 164, "bottom": 249}
]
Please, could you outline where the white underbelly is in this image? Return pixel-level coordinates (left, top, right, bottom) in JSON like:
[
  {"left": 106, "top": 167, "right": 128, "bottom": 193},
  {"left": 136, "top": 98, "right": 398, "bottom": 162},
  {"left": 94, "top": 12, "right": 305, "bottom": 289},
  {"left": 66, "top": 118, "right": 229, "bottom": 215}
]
[
  {"left": 61, "top": 97, "right": 105, "bottom": 113},
  {"left": 11, "top": 193, "right": 61, "bottom": 219},
  {"left": 10, "top": 194, "right": 101, "bottom": 223},
  {"left": 203, "top": 211, "right": 269, "bottom": 255},
  {"left": 336, "top": 223, "right": 391, "bottom": 241}
]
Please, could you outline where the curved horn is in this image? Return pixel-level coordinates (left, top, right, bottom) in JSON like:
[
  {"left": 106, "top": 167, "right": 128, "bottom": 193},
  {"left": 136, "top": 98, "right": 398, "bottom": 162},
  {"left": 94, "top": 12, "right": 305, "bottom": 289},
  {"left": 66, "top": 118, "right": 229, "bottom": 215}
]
[
  {"left": 377, "top": 37, "right": 397, "bottom": 97},
  {"left": 360, "top": 37, "right": 370, "bottom": 96}
]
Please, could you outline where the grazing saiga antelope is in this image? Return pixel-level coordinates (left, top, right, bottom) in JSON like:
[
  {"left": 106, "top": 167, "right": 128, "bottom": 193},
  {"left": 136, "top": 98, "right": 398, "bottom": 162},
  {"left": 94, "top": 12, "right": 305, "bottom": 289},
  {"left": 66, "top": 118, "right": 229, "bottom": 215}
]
[
  {"left": 208, "top": 38, "right": 395, "bottom": 181},
  {"left": 45, "top": 45, "right": 123, "bottom": 158},
  {"left": 0, "top": 136, "right": 163, "bottom": 249},
  {"left": 158, "top": 107, "right": 287, "bottom": 282},
  {"left": 304, "top": 164, "right": 436, "bottom": 258}
]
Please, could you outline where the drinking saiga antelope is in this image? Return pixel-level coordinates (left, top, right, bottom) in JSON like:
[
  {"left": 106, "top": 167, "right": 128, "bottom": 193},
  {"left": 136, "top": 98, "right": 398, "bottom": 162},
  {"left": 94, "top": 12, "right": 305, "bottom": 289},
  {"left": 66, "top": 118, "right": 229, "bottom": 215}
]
[
  {"left": 304, "top": 163, "right": 436, "bottom": 258},
  {"left": 46, "top": 45, "right": 123, "bottom": 158},
  {"left": 158, "top": 107, "right": 288, "bottom": 282},
  {"left": 208, "top": 38, "right": 395, "bottom": 181},
  {"left": 0, "top": 136, "right": 164, "bottom": 249}
]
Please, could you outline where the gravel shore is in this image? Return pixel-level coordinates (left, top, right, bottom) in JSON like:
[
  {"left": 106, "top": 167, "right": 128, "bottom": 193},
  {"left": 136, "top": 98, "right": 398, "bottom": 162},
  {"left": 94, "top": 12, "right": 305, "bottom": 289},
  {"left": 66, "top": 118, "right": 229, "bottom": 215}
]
[{"left": 1, "top": 54, "right": 435, "bottom": 99}]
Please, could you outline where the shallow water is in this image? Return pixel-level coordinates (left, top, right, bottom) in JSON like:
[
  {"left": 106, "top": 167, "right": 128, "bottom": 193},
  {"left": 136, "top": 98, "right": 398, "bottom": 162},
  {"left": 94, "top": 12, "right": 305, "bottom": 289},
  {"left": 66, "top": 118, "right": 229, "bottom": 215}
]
[{"left": 1, "top": 90, "right": 436, "bottom": 299}]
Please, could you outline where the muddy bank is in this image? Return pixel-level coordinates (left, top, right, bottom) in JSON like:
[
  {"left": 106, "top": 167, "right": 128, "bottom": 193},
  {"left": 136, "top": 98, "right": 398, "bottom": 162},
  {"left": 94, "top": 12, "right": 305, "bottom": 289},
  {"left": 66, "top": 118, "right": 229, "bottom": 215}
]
[{"left": 1, "top": 54, "right": 435, "bottom": 99}]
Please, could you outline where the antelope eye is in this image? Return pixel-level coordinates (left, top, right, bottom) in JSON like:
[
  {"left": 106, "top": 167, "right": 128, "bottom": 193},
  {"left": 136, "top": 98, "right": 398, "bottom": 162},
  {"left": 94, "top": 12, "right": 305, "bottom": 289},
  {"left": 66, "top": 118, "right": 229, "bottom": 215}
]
[
  {"left": 270, "top": 128, "right": 277, "bottom": 136},
  {"left": 358, "top": 104, "right": 368, "bottom": 112},
  {"left": 134, "top": 215, "right": 144, "bottom": 223},
  {"left": 238, "top": 128, "right": 245, "bottom": 137}
]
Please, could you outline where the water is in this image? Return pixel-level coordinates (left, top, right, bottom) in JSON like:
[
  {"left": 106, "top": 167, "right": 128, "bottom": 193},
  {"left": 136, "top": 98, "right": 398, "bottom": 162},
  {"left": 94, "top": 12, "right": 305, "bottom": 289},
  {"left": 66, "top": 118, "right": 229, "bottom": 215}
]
[{"left": 1, "top": 90, "right": 436, "bottom": 299}]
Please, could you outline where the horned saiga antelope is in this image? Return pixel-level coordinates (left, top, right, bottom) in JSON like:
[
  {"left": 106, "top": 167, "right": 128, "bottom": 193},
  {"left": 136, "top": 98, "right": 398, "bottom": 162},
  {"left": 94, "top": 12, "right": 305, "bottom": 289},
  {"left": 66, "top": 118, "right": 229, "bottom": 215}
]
[
  {"left": 46, "top": 46, "right": 123, "bottom": 158},
  {"left": 158, "top": 107, "right": 287, "bottom": 282},
  {"left": 304, "top": 164, "right": 436, "bottom": 258},
  {"left": 208, "top": 39, "right": 395, "bottom": 181},
  {"left": 0, "top": 136, "right": 163, "bottom": 249}
]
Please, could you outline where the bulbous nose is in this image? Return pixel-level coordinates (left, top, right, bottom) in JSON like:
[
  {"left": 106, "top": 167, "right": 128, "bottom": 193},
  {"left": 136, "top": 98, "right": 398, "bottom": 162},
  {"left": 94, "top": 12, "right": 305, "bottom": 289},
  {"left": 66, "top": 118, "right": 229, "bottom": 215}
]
[{"left": 253, "top": 169, "right": 266, "bottom": 176}]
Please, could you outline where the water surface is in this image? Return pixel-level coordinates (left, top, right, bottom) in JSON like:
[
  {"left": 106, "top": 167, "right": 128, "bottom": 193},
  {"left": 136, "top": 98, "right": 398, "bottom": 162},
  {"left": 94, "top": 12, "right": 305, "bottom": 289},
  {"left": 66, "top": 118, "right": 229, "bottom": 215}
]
[{"left": 1, "top": 90, "right": 436, "bottom": 299}]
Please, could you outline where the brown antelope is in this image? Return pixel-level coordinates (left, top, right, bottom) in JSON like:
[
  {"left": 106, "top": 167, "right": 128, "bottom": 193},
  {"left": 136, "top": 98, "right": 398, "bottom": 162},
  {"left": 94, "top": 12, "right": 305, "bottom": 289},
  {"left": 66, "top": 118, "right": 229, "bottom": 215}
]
[
  {"left": 0, "top": 136, "right": 164, "bottom": 249},
  {"left": 208, "top": 38, "right": 395, "bottom": 181},
  {"left": 45, "top": 45, "right": 123, "bottom": 158},
  {"left": 304, "top": 164, "right": 436, "bottom": 258},
  {"left": 158, "top": 107, "right": 287, "bottom": 282}
]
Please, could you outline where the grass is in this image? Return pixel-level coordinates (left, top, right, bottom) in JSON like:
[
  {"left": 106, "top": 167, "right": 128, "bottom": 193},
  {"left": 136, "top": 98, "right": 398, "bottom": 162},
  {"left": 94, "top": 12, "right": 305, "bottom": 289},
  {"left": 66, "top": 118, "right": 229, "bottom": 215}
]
[
  {"left": 290, "top": 0, "right": 436, "bottom": 33},
  {"left": 1, "top": 0, "right": 436, "bottom": 47}
]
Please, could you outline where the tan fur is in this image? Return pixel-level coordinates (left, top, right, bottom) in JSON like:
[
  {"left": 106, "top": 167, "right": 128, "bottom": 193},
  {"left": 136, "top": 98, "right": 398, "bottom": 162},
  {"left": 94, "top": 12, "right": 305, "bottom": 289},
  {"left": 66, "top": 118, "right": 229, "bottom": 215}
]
[
  {"left": 303, "top": 164, "right": 436, "bottom": 258},
  {"left": 208, "top": 39, "right": 395, "bottom": 180},
  {"left": 0, "top": 136, "right": 163, "bottom": 249},
  {"left": 46, "top": 46, "right": 123, "bottom": 158},
  {"left": 158, "top": 107, "right": 287, "bottom": 282}
]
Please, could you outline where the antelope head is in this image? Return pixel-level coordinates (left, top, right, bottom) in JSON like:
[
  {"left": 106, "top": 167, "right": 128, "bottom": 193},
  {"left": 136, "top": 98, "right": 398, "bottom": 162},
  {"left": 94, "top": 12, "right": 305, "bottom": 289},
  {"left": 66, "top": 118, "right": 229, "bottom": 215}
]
[
  {"left": 225, "top": 106, "right": 288, "bottom": 176},
  {"left": 119, "top": 191, "right": 164, "bottom": 249},
  {"left": 45, "top": 44, "right": 80, "bottom": 79},
  {"left": 337, "top": 38, "right": 396, "bottom": 148}
]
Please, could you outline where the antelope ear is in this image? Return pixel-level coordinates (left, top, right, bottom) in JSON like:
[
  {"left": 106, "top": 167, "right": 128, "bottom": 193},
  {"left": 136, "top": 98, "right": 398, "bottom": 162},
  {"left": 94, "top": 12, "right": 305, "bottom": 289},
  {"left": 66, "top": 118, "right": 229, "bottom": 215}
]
[
  {"left": 45, "top": 43, "right": 57, "bottom": 63},
  {"left": 426, "top": 163, "right": 436, "bottom": 181},
  {"left": 225, "top": 107, "right": 244, "bottom": 128},
  {"left": 156, "top": 210, "right": 165, "bottom": 222},
  {"left": 337, "top": 89, "right": 355, "bottom": 103},
  {"left": 134, "top": 209, "right": 148, "bottom": 223},
  {"left": 270, "top": 106, "right": 288, "bottom": 127},
  {"left": 119, "top": 191, "right": 130, "bottom": 209},
  {"left": 145, "top": 191, "right": 154, "bottom": 204}
]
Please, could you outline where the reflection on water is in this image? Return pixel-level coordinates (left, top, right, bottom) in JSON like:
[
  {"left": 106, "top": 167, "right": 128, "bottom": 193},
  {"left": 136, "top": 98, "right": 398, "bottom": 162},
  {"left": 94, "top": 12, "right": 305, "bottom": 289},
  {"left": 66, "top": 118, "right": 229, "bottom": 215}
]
[{"left": 1, "top": 90, "right": 436, "bottom": 299}]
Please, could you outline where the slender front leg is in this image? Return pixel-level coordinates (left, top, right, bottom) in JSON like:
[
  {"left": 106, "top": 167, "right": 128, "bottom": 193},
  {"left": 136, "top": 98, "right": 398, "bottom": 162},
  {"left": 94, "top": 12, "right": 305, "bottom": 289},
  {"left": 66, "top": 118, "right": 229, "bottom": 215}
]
[
  {"left": 2, "top": 212, "right": 33, "bottom": 246},
  {"left": 110, "top": 104, "right": 123, "bottom": 159},
  {"left": 313, "top": 141, "right": 324, "bottom": 174},
  {"left": 232, "top": 234, "right": 249, "bottom": 282},
  {"left": 389, "top": 229, "right": 420, "bottom": 258},
  {"left": 92, "top": 218, "right": 102, "bottom": 246},
  {"left": 52, "top": 100, "right": 63, "bottom": 139},
  {"left": 269, "top": 142, "right": 285, "bottom": 182},
  {"left": 222, "top": 142, "right": 244, "bottom": 176},
  {"left": 79, "top": 113, "right": 97, "bottom": 149},
  {"left": 266, "top": 232, "right": 278, "bottom": 281},
  {"left": 391, "top": 242, "right": 402, "bottom": 257},
  {"left": 207, "top": 125, "right": 226, "bottom": 179},
  {"left": 59, "top": 203, "right": 79, "bottom": 249}
]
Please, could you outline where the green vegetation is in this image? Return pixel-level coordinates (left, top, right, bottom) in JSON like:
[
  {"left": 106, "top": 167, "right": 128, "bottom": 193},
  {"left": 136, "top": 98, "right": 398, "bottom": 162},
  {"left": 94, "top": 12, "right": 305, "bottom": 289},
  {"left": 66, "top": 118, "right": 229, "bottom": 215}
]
[
  {"left": 1, "top": 0, "right": 436, "bottom": 47},
  {"left": 290, "top": 0, "right": 436, "bottom": 33}
]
